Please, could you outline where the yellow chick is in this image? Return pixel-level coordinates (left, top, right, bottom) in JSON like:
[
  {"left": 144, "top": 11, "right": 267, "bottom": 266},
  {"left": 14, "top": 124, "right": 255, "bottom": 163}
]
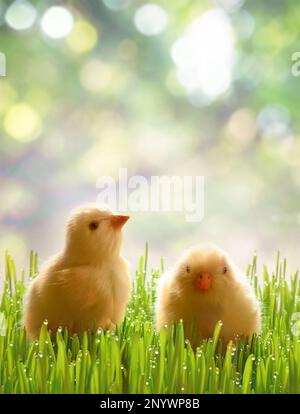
[
  {"left": 156, "top": 244, "right": 261, "bottom": 344},
  {"left": 24, "top": 204, "right": 131, "bottom": 339}
]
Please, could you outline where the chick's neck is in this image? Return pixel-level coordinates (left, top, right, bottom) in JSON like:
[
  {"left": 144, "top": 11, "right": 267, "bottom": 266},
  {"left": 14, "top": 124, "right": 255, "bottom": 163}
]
[{"left": 62, "top": 243, "right": 121, "bottom": 267}]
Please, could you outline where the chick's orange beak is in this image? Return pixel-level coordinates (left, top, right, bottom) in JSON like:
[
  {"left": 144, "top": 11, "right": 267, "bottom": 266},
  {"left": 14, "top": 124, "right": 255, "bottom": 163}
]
[
  {"left": 110, "top": 214, "right": 129, "bottom": 228},
  {"left": 195, "top": 272, "right": 212, "bottom": 291}
]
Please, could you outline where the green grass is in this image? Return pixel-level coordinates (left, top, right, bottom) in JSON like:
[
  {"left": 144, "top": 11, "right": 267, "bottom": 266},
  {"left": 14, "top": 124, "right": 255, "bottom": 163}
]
[{"left": 0, "top": 246, "right": 300, "bottom": 394}]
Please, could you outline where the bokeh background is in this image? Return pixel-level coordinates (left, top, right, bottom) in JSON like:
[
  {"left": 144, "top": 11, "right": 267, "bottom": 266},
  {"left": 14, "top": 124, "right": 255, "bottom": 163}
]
[{"left": 0, "top": 0, "right": 300, "bottom": 277}]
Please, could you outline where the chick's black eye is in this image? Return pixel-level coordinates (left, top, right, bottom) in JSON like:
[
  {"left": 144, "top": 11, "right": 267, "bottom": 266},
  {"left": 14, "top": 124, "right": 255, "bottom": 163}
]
[
  {"left": 223, "top": 266, "right": 227, "bottom": 274},
  {"left": 186, "top": 265, "right": 190, "bottom": 273},
  {"left": 89, "top": 221, "right": 99, "bottom": 231}
]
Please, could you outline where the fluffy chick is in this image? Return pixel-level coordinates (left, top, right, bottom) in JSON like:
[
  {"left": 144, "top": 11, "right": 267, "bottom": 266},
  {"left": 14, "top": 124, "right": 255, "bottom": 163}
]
[
  {"left": 156, "top": 244, "right": 261, "bottom": 344},
  {"left": 24, "top": 204, "right": 131, "bottom": 339}
]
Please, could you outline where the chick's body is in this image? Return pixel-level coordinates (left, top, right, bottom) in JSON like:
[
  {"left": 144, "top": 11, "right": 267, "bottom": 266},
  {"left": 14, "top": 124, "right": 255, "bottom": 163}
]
[
  {"left": 156, "top": 244, "right": 260, "bottom": 344},
  {"left": 24, "top": 205, "right": 131, "bottom": 339}
]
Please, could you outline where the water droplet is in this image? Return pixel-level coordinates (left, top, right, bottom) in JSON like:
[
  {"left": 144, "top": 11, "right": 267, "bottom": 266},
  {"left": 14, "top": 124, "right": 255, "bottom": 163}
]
[{"left": 43, "top": 319, "right": 48, "bottom": 326}]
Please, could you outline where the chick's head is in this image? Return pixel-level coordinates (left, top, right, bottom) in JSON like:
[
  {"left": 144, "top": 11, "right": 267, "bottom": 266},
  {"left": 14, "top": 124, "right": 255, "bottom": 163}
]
[
  {"left": 64, "top": 204, "right": 129, "bottom": 262},
  {"left": 173, "top": 244, "right": 236, "bottom": 298}
]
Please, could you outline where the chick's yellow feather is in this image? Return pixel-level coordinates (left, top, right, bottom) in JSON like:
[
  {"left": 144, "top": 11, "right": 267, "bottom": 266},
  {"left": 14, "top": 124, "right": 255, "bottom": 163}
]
[
  {"left": 156, "top": 243, "right": 261, "bottom": 344},
  {"left": 24, "top": 204, "right": 131, "bottom": 339}
]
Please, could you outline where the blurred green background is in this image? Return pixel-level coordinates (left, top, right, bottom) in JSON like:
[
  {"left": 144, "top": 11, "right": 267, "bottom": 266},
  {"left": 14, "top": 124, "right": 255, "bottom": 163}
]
[{"left": 0, "top": 0, "right": 299, "bottom": 274}]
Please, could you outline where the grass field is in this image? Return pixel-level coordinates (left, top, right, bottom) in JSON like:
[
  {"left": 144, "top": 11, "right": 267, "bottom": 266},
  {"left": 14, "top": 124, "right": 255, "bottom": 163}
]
[{"left": 0, "top": 246, "right": 300, "bottom": 394}]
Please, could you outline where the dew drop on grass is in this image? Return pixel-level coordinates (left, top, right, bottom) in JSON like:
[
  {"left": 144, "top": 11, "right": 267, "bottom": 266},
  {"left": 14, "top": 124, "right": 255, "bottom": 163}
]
[
  {"left": 57, "top": 326, "right": 63, "bottom": 333},
  {"left": 43, "top": 319, "right": 48, "bottom": 326}
]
